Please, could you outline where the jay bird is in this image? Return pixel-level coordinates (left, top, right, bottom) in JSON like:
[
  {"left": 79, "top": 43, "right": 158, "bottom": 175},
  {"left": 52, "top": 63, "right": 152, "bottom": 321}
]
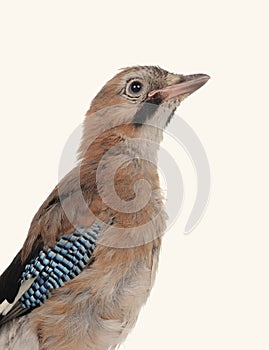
[{"left": 0, "top": 66, "right": 209, "bottom": 350}]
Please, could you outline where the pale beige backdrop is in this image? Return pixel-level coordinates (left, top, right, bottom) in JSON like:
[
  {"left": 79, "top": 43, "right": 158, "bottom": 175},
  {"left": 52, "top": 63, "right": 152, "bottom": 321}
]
[{"left": 0, "top": 1, "right": 268, "bottom": 349}]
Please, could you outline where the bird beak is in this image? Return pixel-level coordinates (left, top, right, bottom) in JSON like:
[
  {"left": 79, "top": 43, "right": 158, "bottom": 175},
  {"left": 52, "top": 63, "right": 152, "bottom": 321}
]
[{"left": 148, "top": 74, "right": 210, "bottom": 101}]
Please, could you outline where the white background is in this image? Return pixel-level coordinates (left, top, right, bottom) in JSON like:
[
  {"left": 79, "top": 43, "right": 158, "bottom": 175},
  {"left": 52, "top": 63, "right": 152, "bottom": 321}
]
[{"left": 0, "top": 1, "right": 268, "bottom": 349}]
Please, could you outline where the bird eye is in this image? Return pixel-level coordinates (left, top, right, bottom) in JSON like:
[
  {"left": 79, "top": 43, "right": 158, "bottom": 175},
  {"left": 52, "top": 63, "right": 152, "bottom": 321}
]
[
  {"left": 130, "top": 81, "right": 142, "bottom": 93},
  {"left": 126, "top": 80, "right": 143, "bottom": 97}
]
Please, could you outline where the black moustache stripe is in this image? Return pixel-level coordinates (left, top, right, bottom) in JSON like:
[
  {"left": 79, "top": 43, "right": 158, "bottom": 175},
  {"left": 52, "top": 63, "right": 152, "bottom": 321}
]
[{"left": 132, "top": 94, "right": 162, "bottom": 127}]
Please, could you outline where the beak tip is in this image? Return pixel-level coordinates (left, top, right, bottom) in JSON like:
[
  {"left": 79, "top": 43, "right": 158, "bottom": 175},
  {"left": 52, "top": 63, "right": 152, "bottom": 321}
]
[{"left": 186, "top": 73, "right": 210, "bottom": 82}]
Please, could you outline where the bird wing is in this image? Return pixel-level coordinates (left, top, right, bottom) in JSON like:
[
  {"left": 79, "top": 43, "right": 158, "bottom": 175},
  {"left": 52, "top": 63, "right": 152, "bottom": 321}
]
[{"left": 0, "top": 221, "right": 103, "bottom": 327}]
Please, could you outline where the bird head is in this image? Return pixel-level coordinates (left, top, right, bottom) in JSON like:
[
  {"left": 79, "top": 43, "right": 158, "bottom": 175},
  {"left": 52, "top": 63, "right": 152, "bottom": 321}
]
[
  {"left": 80, "top": 66, "right": 209, "bottom": 159},
  {"left": 90, "top": 65, "right": 209, "bottom": 117}
]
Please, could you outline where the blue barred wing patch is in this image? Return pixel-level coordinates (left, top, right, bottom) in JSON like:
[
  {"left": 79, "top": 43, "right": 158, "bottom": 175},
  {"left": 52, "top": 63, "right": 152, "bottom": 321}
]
[{"left": 19, "top": 223, "right": 101, "bottom": 309}]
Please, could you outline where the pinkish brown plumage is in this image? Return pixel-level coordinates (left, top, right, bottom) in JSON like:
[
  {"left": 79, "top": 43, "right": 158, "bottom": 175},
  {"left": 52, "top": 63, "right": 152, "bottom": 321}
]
[{"left": 0, "top": 66, "right": 209, "bottom": 349}]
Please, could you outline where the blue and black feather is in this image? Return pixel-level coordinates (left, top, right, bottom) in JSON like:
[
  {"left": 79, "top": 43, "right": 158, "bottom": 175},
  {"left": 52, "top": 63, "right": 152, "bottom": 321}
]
[{"left": 0, "top": 222, "right": 102, "bottom": 326}]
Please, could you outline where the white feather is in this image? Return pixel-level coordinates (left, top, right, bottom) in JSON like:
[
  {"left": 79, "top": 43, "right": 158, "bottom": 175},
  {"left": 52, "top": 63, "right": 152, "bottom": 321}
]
[{"left": 0, "top": 278, "right": 36, "bottom": 315}]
